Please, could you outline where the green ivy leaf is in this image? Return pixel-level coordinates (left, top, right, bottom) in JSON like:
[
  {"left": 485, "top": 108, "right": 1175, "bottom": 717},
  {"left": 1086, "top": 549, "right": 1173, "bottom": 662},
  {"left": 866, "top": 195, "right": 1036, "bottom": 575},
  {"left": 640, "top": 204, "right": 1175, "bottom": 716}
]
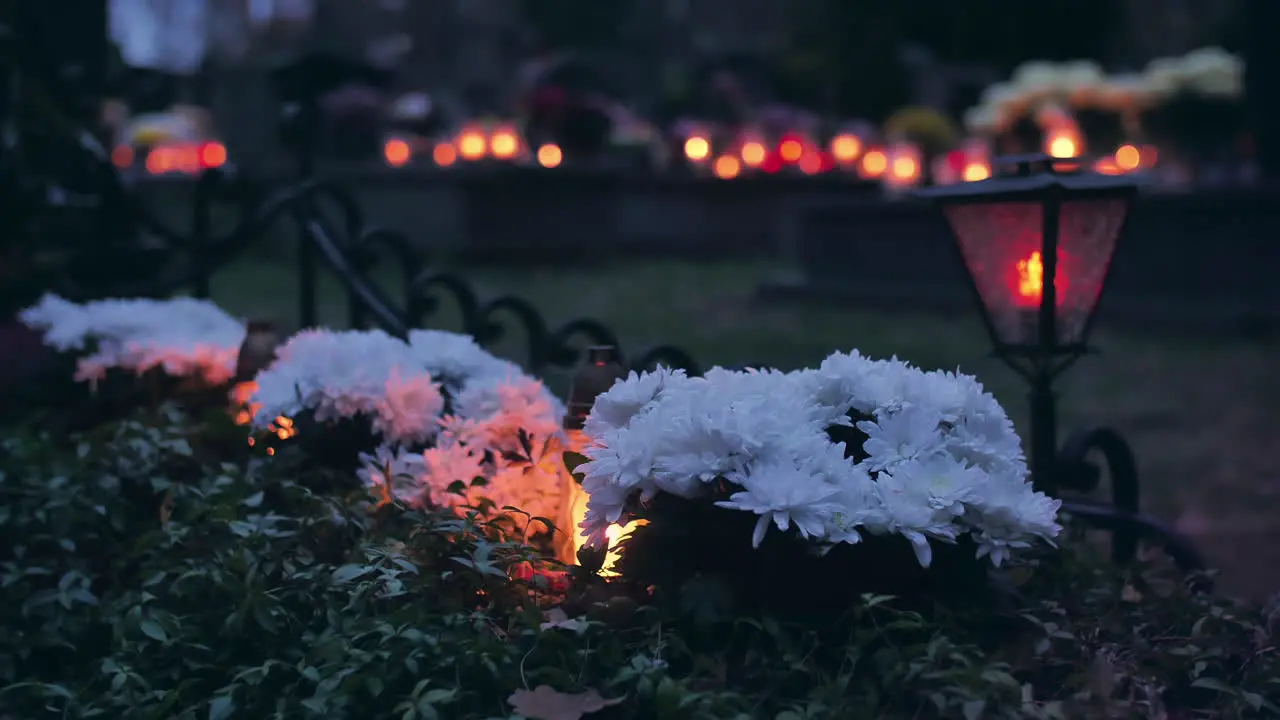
[
  {"left": 331, "top": 564, "right": 372, "bottom": 584},
  {"left": 208, "top": 695, "right": 235, "bottom": 720},
  {"left": 139, "top": 620, "right": 167, "bottom": 642},
  {"left": 1190, "top": 677, "right": 1236, "bottom": 693}
]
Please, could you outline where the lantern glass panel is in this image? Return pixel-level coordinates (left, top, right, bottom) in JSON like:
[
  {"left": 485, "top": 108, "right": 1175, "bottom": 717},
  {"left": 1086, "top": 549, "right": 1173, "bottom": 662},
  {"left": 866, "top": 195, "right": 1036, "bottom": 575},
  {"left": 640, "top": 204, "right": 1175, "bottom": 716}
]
[
  {"left": 944, "top": 201, "right": 1044, "bottom": 346},
  {"left": 944, "top": 197, "right": 1128, "bottom": 347},
  {"left": 1054, "top": 197, "right": 1128, "bottom": 343}
]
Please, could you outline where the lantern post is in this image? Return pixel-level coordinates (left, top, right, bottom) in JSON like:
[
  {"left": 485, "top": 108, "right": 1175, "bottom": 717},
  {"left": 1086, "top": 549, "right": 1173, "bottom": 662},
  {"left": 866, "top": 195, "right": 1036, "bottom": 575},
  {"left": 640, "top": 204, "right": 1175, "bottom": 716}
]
[
  {"left": 917, "top": 155, "right": 1208, "bottom": 574},
  {"left": 557, "top": 346, "right": 627, "bottom": 568}
]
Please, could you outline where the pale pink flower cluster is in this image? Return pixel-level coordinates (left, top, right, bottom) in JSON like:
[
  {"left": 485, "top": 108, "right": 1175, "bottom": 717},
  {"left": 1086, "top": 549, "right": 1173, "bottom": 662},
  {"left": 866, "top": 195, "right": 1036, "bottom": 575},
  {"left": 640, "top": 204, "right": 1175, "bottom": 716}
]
[
  {"left": 355, "top": 338, "right": 568, "bottom": 522},
  {"left": 249, "top": 329, "right": 446, "bottom": 445},
  {"left": 247, "top": 327, "right": 566, "bottom": 520}
]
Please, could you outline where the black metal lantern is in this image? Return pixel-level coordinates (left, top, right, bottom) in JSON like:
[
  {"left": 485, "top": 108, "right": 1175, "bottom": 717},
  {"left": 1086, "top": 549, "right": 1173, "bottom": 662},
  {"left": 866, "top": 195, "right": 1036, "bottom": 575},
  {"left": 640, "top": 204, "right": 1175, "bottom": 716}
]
[
  {"left": 918, "top": 156, "right": 1208, "bottom": 576},
  {"left": 921, "top": 154, "right": 1136, "bottom": 361},
  {"left": 919, "top": 154, "right": 1136, "bottom": 494}
]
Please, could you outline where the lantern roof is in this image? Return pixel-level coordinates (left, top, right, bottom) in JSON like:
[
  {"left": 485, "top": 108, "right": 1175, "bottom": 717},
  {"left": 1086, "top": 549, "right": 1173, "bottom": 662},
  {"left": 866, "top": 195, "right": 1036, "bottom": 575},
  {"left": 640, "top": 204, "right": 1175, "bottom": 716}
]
[{"left": 916, "top": 154, "right": 1142, "bottom": 203}]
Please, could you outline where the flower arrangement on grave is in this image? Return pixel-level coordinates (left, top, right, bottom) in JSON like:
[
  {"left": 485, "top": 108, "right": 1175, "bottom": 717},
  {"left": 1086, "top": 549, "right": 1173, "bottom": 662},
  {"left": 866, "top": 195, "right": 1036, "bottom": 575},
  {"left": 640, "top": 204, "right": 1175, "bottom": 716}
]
[
  {"left": 964, "top": 60, "right": 1110, "bottom": 157},
  {"left": 247, "top": 327, "right": 569, "bottom": 543},
  {"left": 17, "top": 294, "right": 247, "bottom": 423},
  {"left": 1139, "top": 48, "right": 1244, "bottom": 165},
  {"left": 965, "top": 51, "right": 1244, "bottom": 172},
  {"left": 883, "top": 106, "right": 961, "bottom": 164},
  {"left": 573, "top": 352, "right": 1061, "bottom": 615}
]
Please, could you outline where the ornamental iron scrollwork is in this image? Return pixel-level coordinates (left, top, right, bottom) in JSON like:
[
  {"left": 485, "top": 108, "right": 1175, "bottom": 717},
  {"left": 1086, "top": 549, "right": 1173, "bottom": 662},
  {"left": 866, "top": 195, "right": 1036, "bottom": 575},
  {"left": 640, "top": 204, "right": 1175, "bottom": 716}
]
[
  {"left": 183, "top": 168, "right": 703, "bottom": 380},
  {"left": 409, "top": 270, "right": 483, "bottom": 331},
  {"left": 344, "top": 227, "right": 422, "bottom": 330},
  {"left": 545, "top": 318, "right": 622, "bottom": 368},
  {"left": 1055, "top": 427, "right": 1210, "bottom": 585},
  {"left": 472, "top": 294, "right": 557, "bottom": 369}
]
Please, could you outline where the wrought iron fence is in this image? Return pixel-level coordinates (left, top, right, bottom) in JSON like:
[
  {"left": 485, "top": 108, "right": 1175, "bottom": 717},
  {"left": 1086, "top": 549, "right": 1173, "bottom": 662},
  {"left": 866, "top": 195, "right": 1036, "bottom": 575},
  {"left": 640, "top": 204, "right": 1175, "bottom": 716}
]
[{"left": 183, "top": 165, "right": 702, "bottom": 379}]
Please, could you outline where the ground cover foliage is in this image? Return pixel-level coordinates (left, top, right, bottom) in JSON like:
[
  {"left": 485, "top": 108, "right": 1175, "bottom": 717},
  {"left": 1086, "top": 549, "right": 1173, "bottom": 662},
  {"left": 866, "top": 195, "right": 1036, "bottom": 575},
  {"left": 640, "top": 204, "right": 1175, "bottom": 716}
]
[{"left": 1, "top": 405, "right": 1278, "bottom": 719}]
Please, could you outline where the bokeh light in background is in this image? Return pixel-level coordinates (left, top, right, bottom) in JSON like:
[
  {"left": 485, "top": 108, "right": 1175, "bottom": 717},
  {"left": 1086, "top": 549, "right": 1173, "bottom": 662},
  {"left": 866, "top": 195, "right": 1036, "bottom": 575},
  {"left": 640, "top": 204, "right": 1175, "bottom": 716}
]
[
  {"left": 489, "top": 128, "right": 519, "bottom": 160},
  {"left": 1114, "top": 144, "right": 1140, "bottom": 171},
  {"left": 779, "top": 138, "right": 804, "bottom": 163},
  {"left": 536, "top": 143, "right": 563, "bottom": 168},
  {"left": 740, "top": 141, "right": 766, "bottom": 167},
  {"left": 432, "top": 142, "right": 458, "bottom": 167},
  {"left": 383, "top": 138, "right": 411, "bottom": 167},
  {"left": 713, "top": 154, "right": 741, "bottom": 179},
  {"left": 683, "top": 136, "right": 710, "bottom": 162},
  {"left": 859, "top": 148, "right": 888, "bottom": 179},
  {"left": 830, "top": 134, "right": 862, "bottom": 164},
  {"left": 457, "top": 130, "right": 486, "bottom": 161}
]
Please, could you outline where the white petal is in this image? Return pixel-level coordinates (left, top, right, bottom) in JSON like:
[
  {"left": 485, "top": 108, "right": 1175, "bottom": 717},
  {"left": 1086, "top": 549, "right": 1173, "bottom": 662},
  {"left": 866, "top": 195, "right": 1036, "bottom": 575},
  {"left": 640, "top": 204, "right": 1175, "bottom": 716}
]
[
  {"left": 907, "top": 532, "right": 933, "bottom": 567},
  {"left": 751, "top": 514, "right": 770, "bottom": 548}
]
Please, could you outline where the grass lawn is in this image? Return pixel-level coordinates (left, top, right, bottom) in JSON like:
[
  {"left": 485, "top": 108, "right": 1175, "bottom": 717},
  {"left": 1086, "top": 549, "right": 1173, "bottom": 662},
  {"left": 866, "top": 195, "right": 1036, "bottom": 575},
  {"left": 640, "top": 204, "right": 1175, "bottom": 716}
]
[{"left": 209, "top": 255, "right": 1280, "bottom": 600}]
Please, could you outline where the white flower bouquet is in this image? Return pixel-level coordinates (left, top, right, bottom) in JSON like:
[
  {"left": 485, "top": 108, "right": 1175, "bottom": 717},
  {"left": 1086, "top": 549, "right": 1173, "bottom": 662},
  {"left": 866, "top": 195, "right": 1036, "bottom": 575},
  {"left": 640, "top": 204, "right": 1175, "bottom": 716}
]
[
  {"left": 248, "top": 327, "right": 569, "bottom": 533},
  {"left": 575, "top": 351, "right": 1062, "bottom": 609},
  {"left": 20, "top": 294, "right": 246, "bottom": 387},
  {"left": 16, "top": 294, "right": 247, "bottom": 424},
  {"left": 1140, "top": 48, "right": 1245, "bottom": 163}
]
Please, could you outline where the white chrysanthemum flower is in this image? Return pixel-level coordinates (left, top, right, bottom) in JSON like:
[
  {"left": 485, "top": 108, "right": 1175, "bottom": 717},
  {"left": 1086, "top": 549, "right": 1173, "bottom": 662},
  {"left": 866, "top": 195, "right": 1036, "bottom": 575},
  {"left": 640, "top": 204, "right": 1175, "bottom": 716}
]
[
  {"left": 450, "top": 372, "right": 564, "bottom": 452},
  {"left": 19, "top": 293, "right": 245, "bottom": 385},
  {"left": 579, "top": 351, "right": 1058, "bottom": 569},
  {"left": 374, "top": 370, "right": 447, "bottom": 445},
  {"left": 856, "top": 405, "right": 947, "bottom": 472},
  {"left": 407, "top": 329, "right": 520, "bottom": 390},
  {"left": 584, "top": 366, "right": 688, "bottom": 436},
  {"left": 305, "top": 328, "right": 570, "bottom": 524},
  {"left": 250, "top": 329, "right": 444, "bottom": 445},
  {"left": 716, "top": 455, "right": 843, "bottom": 548},
  {"left": 419, "top": 442, "right": 487, "bottom": 505},
  {"left": 579, "top": 422, "right": 662, "bottom": 517}
]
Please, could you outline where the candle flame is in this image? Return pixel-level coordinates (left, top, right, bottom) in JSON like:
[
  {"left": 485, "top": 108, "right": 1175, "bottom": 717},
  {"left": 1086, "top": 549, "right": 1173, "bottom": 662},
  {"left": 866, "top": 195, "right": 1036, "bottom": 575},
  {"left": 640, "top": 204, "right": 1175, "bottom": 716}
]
[
  {"left": 1017, "top": 251, "right": 1045, "bottom": 301},
  {"left": 1015, "top": 250, "right": 1067, "bottom": 306},
  {"left": 567, "top": 481, "right": 643, "bottom": 576},
  {"left": 563, "top": 430, "right": 643, "bottom": 575},
  {"left": 231, "top": 381, "right": 296, "bottom": 441}
]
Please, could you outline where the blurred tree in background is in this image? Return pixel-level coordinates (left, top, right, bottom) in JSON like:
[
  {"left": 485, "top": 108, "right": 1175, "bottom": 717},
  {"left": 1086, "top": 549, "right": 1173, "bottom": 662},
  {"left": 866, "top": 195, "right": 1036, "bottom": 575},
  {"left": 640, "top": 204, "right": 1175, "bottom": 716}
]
[
  {"left": 773, "top": 0, "right": 1127, "bottom": 120},
  {"left": 519, "top": 0, "right": 635, "bottom": 52}
]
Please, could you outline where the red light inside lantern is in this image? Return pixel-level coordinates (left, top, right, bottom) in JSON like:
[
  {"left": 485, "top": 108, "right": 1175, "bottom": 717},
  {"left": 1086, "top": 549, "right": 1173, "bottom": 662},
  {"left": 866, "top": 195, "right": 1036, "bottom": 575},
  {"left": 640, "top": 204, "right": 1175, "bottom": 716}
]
[
  {"left": 1013, "top": 250, "right": 1068, "bottom": 308},
  {"left": 944, "top": 199, "right": 1127, "bottom": 345}
]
